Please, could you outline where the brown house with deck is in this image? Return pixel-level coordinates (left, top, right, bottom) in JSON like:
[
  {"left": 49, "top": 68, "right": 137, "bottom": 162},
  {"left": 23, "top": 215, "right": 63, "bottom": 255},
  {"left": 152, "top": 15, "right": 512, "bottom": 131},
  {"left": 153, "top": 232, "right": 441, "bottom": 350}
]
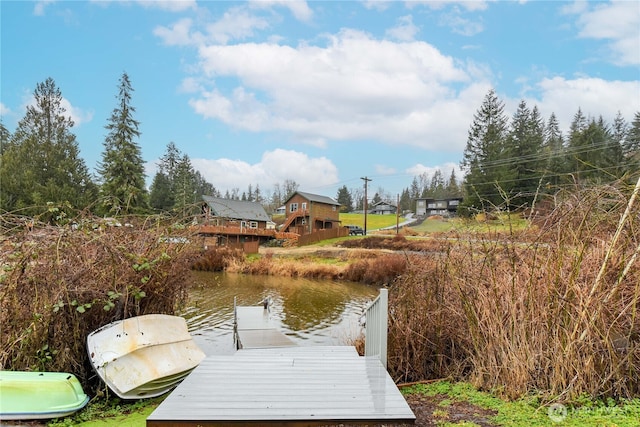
[
  {"left": 199, "top": 195, "right": 275, "bottom": 252},
  {"left": 280, "top": 191, "right": 347, "bottom": 242}
]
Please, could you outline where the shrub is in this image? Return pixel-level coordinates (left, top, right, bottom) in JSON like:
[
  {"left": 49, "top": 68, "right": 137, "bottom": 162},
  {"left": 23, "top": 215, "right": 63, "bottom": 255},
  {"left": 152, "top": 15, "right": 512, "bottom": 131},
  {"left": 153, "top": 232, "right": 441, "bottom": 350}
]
[
  {"left": 0, "top": 214, "right": 198, "bottom": 393},
  {"left": 386, "top": 181, "right": 640, "bottom": 401}
]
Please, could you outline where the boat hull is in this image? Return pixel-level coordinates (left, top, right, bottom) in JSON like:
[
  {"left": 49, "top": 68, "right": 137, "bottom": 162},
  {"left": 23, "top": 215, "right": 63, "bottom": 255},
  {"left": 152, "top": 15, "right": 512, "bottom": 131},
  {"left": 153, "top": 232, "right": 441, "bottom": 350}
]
[
  {"left": 87, "top": 314, "right": 205, "bottom": 399},
  {"left": 0, "top": 371, "right": 89, "bottom": 420}
]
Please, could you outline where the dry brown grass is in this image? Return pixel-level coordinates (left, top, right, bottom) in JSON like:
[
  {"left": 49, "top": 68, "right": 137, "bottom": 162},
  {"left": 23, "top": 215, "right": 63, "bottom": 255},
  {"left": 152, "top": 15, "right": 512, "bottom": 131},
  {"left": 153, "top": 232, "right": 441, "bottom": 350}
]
[
  {"left": 386, "top": 181, "right": 640, "bottom": 401},
  {"left": 0, "top": 214, "right": 199, "bottom": 393}
]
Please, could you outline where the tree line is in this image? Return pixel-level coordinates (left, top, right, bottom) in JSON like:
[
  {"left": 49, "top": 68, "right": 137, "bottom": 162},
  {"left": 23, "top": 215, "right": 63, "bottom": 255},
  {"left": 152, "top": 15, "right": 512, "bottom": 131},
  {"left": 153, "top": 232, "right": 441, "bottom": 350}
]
[
  {"left": 1, "top": 77, "right": 638, "bottom": 222},
  {"left": 459, "top": 89, "right": 639, "bottom": 215}
]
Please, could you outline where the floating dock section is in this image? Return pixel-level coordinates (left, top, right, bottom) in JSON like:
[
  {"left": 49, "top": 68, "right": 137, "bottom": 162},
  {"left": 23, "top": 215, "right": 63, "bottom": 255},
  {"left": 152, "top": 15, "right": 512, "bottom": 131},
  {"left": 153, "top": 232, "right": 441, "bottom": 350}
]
[{"left": 147, "top": 290, "right": 415, "bottom": 426}]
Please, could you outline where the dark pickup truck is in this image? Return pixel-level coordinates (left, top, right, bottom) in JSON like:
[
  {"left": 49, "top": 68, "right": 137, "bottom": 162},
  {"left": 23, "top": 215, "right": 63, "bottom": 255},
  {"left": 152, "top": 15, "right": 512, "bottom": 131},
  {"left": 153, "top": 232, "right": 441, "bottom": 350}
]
[{"left": 345, "top": 225, "right": 365, "bottom": 235}]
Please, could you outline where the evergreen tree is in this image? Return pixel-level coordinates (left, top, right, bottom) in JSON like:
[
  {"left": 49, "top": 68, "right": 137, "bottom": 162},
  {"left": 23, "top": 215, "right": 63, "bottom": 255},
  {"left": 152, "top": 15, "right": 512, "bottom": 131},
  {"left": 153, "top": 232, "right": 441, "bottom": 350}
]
[
  {"left": 429, "top": 169, "right": 445, "bottom": 198},
  {"left": 445, "top": 169, "right": 462, "bottom": 198},
  {"left": 0, "top": 122, "right": 11, "bottom": 155},
  {"left": 336, "top": 185, "right": 353, "bottom": 212},
  {"left": 98, "top": 72, "right": 147, "bottom": 214},
  {"left": 148, "top": 142, "right": 218, "bottom": 213},
  {"left": 409, "top": 176, "right": 420, "bottom": 200},
  {"left": 504, "top": 101, "right": 545, "bottom": 208},
  {"left": 173, "top": 154, "right": 198, "bottom": 216},
  {"left": 0, "top": 78, "right": 96, "bottom": 215},
  {"left": 567, "top": 114, "right": 623, "bottom": 184},
  {"left": 543, "top": 112, "right": 565, "bottom": 189},
  {"left": 460, "top": 89, "right": 509, "bottom": 213},
  {"left": 625, "top": 112, "right": 640, "bottom": 171},
  {"left": 148, "top": 171, "right": 174, "bottom": 211},
  {"left": 399, "top": 188, "right": 412, "bottom": 213}
]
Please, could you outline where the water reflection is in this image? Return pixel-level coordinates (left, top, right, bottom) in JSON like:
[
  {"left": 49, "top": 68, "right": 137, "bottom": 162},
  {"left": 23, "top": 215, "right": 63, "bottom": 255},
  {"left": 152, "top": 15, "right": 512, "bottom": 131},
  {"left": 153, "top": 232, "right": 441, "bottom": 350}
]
[{"left": 179, "top": 271, "right": 379, "bottom": 355}]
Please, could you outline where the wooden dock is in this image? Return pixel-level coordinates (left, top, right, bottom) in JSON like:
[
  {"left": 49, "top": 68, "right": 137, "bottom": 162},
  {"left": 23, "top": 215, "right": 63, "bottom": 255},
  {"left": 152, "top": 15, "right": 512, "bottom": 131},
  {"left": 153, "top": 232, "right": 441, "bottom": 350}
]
[
  {"left": 147, "top": 292, "right": 415, "bottom": 426},
  {"left": 234, "top": 304, "right": 296, "bottom": 349},
  {"left": 146, "top": 346, "right": 415, "bottom": 426}
]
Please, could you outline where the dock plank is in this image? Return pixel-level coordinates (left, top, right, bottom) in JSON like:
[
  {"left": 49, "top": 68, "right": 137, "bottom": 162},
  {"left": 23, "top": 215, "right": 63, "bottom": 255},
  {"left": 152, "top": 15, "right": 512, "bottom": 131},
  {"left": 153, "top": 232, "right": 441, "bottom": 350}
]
[
  {"left": 147, "top": 347, "right": 415, "bottom": 426},
  {"left": 234, "top": 306, "right": 296, "bottom": 349}
]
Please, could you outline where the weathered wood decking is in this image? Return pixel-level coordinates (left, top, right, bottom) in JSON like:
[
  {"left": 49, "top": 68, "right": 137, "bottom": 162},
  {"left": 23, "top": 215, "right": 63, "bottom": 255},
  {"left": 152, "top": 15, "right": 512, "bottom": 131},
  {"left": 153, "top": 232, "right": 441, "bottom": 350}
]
[
  {"left": 234, "top": 305, "right": 295, "bottom": 349},
  {"left": 146, "top": 346, "right": 415, "bottom": 426},
  {"left": 147, "top": 294, "right": 415, "bottom": 426}
]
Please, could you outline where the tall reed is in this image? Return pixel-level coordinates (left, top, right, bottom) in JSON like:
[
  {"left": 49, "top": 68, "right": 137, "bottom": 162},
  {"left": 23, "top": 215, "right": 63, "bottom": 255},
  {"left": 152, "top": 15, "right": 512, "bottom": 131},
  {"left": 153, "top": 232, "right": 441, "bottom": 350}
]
[{"left": 387, "top": 181, "right": 640, "bottom": 400}]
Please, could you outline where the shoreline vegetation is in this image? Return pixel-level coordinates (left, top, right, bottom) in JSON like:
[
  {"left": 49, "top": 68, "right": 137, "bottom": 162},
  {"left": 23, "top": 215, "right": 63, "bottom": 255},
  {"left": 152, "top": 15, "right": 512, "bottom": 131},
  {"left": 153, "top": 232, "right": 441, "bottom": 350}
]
[{"left": 1, "top": 182, "right": 639, "bottom": 426}]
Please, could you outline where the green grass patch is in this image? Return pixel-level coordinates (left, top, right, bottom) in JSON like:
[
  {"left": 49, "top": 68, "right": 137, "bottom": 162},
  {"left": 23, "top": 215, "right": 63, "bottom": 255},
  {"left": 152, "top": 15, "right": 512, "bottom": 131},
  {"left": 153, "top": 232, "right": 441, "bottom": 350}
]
[
  {"left": 339, "top": 213, "right": 404, "bottom": 230},
  {"left": 48, "top": 397, "right": 163, "bottom": 427},
  {"left": 410, "top": 215, "right": 531, "bottom": 234},
  {"left": 402, "top": 381, "right": 640, "bottom": 427}
]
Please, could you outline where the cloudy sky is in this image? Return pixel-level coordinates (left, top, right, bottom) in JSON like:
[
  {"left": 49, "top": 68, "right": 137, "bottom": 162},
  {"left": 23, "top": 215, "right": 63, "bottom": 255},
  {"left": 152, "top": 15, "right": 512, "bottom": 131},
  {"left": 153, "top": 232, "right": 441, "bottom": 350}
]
[{"left": 1, "top": 0, "right": 638, "bottom": 199}]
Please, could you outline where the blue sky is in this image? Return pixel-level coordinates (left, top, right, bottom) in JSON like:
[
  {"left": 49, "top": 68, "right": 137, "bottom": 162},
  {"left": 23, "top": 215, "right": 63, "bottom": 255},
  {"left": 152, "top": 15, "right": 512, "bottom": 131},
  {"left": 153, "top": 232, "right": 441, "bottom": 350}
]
[{"left": 1, "top": 0, "right": 639, "bottom": 200}]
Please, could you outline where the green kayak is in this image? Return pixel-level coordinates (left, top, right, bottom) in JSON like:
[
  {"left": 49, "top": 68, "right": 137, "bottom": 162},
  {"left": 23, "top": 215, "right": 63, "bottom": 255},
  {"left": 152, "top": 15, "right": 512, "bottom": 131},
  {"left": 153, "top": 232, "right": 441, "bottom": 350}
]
[{"left": 0, "top": 371, "right": 89, "bottom": 420}]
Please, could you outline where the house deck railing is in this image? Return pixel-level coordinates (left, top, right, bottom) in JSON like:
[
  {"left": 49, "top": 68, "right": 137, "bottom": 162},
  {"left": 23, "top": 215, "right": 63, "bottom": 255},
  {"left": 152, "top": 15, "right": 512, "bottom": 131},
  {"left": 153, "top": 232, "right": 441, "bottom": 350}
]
[
  {"left": 198, "top": 224, "right": 276, "bottom": 237},
  {"left": 364, "top": 288, "right": 388, "bottom": 369}
]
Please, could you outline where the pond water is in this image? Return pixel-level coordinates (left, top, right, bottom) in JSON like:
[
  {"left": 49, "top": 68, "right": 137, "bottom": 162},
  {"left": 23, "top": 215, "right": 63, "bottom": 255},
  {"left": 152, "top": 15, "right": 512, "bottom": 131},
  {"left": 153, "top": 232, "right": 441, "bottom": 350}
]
[{"left": 179, "top": 271, "right": 380, "bottom": 356}]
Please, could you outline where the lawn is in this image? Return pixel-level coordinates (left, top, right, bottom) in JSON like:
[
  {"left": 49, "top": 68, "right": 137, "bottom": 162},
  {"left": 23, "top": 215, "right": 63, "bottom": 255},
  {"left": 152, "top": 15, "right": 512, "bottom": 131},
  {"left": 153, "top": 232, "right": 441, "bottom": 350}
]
[{"left": 339, "top": 212, "right": 405, "bottom": 230}]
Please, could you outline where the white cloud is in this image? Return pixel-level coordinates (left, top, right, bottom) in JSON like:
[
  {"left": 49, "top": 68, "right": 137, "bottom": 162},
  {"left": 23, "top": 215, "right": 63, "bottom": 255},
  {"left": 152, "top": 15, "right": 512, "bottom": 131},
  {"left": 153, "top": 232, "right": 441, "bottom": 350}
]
[
  {"left": 154, "top": 18, "right": 198, "bottom": 46},
  {"left": 386, "top": 15, "right": 419, "bottom": 41},
  {"left": 205, "top": 7, "right": 271, "bottom": 44},
  {"left": 438, "top": 12, "right": 484, "bottom": 36},
  {"left": 249, "top": 0, "right": 313, "bottom": 22},
  {"left": 187, "top": 29, "right": 481, "bottom": 153},
  {"left": 531, "top": 76, "right": 639, "bottom": 134},
  {"left": 21, "top": 95, "right": 93, "bottom": 127},
  {"left": 135, "top": 0, "right": 197, "bottom": 12},
  {"left": 375, "top": 164, "right": 397, "bottom": 175},
  {"left": 408, "top": 1, "right": 490, "bottom": 12},
  {"left": 406, "top": 162, "right": 465, "bottom": 180},
  {"left": 0, "top": 102, "right": 11, "bottom": 117},
  {"left": 362, "top": 1, "right": 392, "bottom": 12},
  {"left": 33, "top": 0, "right": 56, "bottom": 16},
  {"left": 190, "top": 149, "right": 339, "bottom": 194},
  {"left": 570, "top": 1, "right": 640, "bottom": 66}
]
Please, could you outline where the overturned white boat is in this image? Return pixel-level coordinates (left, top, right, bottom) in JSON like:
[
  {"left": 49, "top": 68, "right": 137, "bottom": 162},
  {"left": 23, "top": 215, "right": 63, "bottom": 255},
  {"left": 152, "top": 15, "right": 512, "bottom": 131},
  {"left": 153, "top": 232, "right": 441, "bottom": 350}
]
[{"left": 87, "top": 314, "right": 205, "bottom": 399}]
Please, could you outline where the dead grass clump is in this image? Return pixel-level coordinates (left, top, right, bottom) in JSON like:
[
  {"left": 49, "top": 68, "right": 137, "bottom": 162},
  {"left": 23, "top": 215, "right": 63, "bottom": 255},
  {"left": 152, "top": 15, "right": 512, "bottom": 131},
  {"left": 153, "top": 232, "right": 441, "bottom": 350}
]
[
  {"left": 386, "top": 179, "right": 640, "bottom": 401},
  {"left": 338, "top": 234, "right": 449, "bottom": 253},
  {"left": 238, "top": 256, "right": 343, "bottom": 280},
  {"left": 344, "top": 253, "right": 409, "bottom": 285},
  {"left": 0, "top": 214, "right": 199, "bottom": 393},
  {"left": 191, "top": 247, "right": 244, "bottom": 271}
]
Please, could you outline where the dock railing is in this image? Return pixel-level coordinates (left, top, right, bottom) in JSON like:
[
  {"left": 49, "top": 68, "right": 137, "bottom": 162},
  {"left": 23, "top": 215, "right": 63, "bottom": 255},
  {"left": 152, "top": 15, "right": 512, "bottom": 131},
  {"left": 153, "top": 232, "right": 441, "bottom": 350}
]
[{"left": 364, "top": 288, "right": 388, "bottom": 369}]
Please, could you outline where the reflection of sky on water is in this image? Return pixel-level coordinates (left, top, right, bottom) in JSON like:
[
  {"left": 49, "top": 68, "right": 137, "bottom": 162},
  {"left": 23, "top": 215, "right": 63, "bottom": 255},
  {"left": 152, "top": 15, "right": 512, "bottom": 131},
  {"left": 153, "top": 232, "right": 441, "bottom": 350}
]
[{"left": 179, "top": 271, "right": 379, "bottom": 355}]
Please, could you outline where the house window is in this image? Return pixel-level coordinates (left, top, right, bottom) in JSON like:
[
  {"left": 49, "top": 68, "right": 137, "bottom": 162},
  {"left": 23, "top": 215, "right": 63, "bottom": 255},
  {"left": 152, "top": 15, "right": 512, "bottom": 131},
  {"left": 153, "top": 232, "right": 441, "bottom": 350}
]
[
  {"left": 290, "top": 203, "right": 298, "bottom": 212},
  {"left": 301, "top": 202, "right": 307, "bottom": 211},
  {"left": 332, "top": 206, "right": 336, "bottom": 211},
  {"left": 249, "top": 221, "right": 258, "bottom": 229},
  {"left": 240, "top": 221, "right": 247, "bottom": 228},
  {"left": 449, "top": 200, "right": 459, "bottom": 206}
]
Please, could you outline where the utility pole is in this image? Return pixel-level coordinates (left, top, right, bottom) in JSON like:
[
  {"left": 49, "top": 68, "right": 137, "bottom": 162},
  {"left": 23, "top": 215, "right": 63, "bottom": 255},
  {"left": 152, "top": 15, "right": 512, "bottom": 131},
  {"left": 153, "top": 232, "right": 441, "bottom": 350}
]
[{"left": 361, "top": 176, "right": 371, "bottom": 235}]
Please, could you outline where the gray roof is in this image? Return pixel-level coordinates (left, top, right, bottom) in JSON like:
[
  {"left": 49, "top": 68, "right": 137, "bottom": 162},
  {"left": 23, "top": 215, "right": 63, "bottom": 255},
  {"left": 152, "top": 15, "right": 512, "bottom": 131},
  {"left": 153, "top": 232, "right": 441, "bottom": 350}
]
[
  {"left": 290, "top": 191, "right": 341, "bottom": 206},
  {"left": 202, "top": 195, "right": 270, "bottom": 222}
]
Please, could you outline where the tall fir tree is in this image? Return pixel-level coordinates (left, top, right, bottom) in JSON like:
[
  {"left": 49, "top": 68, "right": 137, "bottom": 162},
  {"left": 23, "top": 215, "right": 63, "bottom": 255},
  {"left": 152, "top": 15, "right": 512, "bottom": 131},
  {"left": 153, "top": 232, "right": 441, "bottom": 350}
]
[
  {"left": 98, "top": 72, "right": 147, "bottom": 215},
  {"left": 543, "top": 112, "right": 565, "bottom": 189},
  {"left": 0, "top": 78, "right": 96, "bottom": 215},
  {"left": 567, "top": 113, "right": 623, "bottom": 184},
  {"left": 429, "top": 169, "right": 445, "bottom": 198},
  {"left": 445, "top": 169, "right": 462, "bottom": 198},
  {"left": 624, "top": 112, "right": 640, "bottom": 171},
  {"left": 504, "top": 101, "right": 545, "bottom": 208},
  {"left": 460, "top": 89, "right": 509, "bottom": 213},
  {"left": 336, "top": 185, "right": 353, "bottom": 212}
]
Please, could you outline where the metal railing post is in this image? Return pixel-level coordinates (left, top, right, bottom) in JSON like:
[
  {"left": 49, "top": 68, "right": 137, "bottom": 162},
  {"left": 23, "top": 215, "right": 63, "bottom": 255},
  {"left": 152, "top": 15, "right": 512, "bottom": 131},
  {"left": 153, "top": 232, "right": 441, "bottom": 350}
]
[{"left": 364, "top": 288, "right": 388, "bottom": 369}]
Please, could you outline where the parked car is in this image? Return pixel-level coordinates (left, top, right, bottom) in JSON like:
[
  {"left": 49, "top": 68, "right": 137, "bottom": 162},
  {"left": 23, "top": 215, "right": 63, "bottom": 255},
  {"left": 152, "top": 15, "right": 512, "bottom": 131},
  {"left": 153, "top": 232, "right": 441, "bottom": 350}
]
[{"left": 345, "top": 225, "right": 365, "bottom": 236}]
